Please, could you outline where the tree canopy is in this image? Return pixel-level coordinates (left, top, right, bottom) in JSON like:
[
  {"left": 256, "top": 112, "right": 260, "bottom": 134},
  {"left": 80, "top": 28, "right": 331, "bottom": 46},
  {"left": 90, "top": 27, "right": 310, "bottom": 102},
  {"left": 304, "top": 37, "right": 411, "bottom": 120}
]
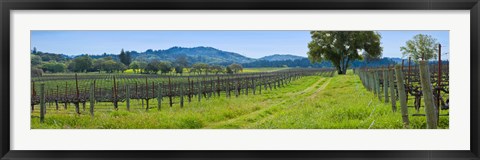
[
  {"left": 68, "top": 55, "right": 93, "bottom": 72},
  {"left": 400, "top": 34, "right": 439, "bottom": 62},
  {"left": 228, "top": 63, "right": 243, "bottom": 73},
  {"left": 119, "top": 49, "right": 132, "bottom": 66},
  {"left": 307, "top": 31, "right": 382, "bottom": 74},
  {"left": 42, "top": 62, "right": 66, "bottom": 73},
  {"left": 158, "top": 61, "right": 173, "bottom": 74}
]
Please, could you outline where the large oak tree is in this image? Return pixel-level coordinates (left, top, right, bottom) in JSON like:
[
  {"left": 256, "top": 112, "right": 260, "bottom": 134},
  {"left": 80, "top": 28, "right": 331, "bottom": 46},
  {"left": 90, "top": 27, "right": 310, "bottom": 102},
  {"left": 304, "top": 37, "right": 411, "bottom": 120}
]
[{"left": 307, "top": 31, "right": 383, "bottom": 74}]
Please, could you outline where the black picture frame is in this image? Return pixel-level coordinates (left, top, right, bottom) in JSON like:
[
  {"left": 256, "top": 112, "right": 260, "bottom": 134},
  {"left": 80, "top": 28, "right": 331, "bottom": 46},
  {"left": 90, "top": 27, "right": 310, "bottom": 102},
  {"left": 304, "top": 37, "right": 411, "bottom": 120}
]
[{"left": 1, "top": 0, "right": 479, "bottom": 159}]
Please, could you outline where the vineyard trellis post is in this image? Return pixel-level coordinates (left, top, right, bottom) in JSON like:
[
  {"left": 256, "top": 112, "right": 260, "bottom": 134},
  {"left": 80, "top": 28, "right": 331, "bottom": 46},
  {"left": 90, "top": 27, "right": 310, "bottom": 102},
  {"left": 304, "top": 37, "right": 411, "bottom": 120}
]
[
  {"left": 259, "top": 74, "right": 262, "bottom": 94},
  {"left": 368, "top": 71, "right": 374, "bottom": 92},
  {"left": 252, "top": 77, "right": 256, "bottom": 95},
  {"left": 187, "top": 77, "right": 191, "bottom": 102},
  {"left": 407, "top": 57, "right": 411, "bottom": 103},
  {"left": 436, "top": 43, "right": 442, "bottom": 123},
  {"left": 40, "top": 83, "right": 45, "bottom": 123},
  {"left": 157, "top": 83, "right": 162, "bottom": 110},
  {"left": 388, "top": 68, "right": 397, "bottom": 112},
  {"left": 375, "top": 71, "right": 381, "bottom": 101},
  {"left": 235, "top": 78, "right": 239, "bottom": 97},
  {"left": 55, "top": 85, "right": 59, "bottom": 110},
  {"left": 383, "top": 69, "right": 389, "bottom": 103},
  {"left": 180, "top": 83, "right": 184, "bottom": 108},
  {"left": 126, "top": 84, "right": 130, "bottom": 111},
  {"left": 395, "top": 65, "right": 410, "bottom": 128},
  {"left": 245, "top": 78, "right": 249, "bottom": 96},
  {"left": 145, "top": 77, "right": 150, "bottom": 111},
  {"left": 226, "top": 77, "right": 230, "bottom": 98},
  {"left": 198, "top": 80, "right": 202, "bottom": 102},
  {"left": 64, "top": 82, "right": 68, "bottom": 110},
  {"left": 82, "top": 86, "right": 87, "bottom": 112},
  {"left": 31, "top": 81, "right": 36, "bottom": 112},
  {"left": 419, "top": 61, "right": 438, "bottom": 129},
  {"left": 90, "top": 81, "right": 95, "bottom": 117},
  {"left": 168, "top": 77, "right": 173, "bottom": 107},
  {"left": 74, "top": 73, "right": 81, "bottom": 114}
]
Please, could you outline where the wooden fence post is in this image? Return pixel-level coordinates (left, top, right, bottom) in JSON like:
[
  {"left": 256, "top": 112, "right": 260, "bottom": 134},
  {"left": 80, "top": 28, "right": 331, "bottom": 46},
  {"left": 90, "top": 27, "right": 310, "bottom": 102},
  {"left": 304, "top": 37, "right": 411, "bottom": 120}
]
[
  {"left": 157, "top": 83, "right": 162, "bottom": 110},
  {"left": 252, "top": 78, "right": 256, "bottom": 95},
  {"left": 198, "top": 80, "right": 202, "bottom": 102},
  {"left": 74, "top": 74, "right": 81, "bottom": 114},
  {"left": 245, "top": 78, "right": 249, "bottom": 96},
  {"left": 375, "top": 71, "right": 381, "bottom": 101},
  {"left": 55, "top": 85, "right": 59, "bottom": 110},
  {"left": 226, "top": 79, "right": 230, "bottom": 98},
  {"left": 395, "top": 65, "right": 410, "bottom": 128},
  {"left": 180, "top": 83, "right": 184, "bottom": 108},
  {"left": 40, "top": 83, "right": 45, "bottom": 123},
  {"left": 64, "top": 82, "right": 68, "bottom": 110},
  {"left": 90, "top": 82, "right": 95, "bottom": 117},
  {"left": 259, "top": 76, "right": 262, "bottom": 94},
  {"left": 126, "top": 84, "right": 130, "bottom": 111},
  {"left": 168, "top": 77, "right": 173, "bottom": 107},
  {"left": 369, "top": 71, "right": 374, "bottom": 92},
  {"left": 388, "top": 69, "right": 397, "bottom": 112},
  {"left": 419, "top": 61, "right": 438, "bottom": 129},
  {"left": 235, "top": 80, "right": 239, "bottom": 97},
  {"left": 188, "top": 80, "right": 192, "bottom": 103},
  {"left": 383, "top": 69, "right": 389, "bottom": 103}
]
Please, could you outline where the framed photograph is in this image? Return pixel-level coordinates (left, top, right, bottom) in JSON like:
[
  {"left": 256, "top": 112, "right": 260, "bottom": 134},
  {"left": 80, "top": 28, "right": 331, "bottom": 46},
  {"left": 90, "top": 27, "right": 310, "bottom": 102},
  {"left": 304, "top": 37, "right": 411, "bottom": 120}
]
[{"left": 1, "top": 0, "right": 479, "bottom": 159}]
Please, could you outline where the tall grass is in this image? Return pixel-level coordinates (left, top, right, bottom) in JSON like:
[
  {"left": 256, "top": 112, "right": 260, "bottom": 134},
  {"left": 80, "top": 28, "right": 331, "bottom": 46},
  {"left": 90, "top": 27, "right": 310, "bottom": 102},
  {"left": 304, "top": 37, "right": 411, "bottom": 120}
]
[{"left": 31, "top": 70, "right": 448, "bottom": 129}]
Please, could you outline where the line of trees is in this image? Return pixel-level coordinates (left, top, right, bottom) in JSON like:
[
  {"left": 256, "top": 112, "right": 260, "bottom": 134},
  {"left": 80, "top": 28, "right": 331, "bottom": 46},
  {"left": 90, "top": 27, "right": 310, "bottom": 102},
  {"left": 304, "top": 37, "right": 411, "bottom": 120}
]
[{"left": 31, "top": 49, "right": 244, "bottom": 76}]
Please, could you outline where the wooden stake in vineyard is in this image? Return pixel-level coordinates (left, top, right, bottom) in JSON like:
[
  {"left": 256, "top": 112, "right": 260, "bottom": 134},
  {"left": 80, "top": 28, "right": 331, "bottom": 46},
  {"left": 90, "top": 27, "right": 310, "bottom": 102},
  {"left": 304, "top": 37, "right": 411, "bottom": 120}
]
[
  {"left": 419, "top": 60, "right": 438, "bottom": 129},
  {"left": 64, "top": 81, "right": 68, "bottom": 110},
  {"left": 180, "top": 83, "right": 184, "bottom": 108},
  {"left": 126, "top": 84, "right": 130, "bottom": 111},
  {"left": 436, "top": 43, "right": 442, "bottom": 122},
  {"left": 55, "top": 85, "right": 59, "bottom": 110},
  {"left": 40, "top": 83, "right": 45, "bottom": 123},
  {"left": 168, "top": 77, "right": 173, "bottom": 107},
  {"left": 145, "top": 77, "right": 150, "bottom": 111},
  {"left": 217, "top": 76, "right": 221, "bottom": 97},
  {"left": 407, "top": 57, "right": 411, "bottom": 102},
  {"left": 82, "top": 86, "right": 87, "bottom": 112},
  {"left": 113, "top": 76, "right": 119, "bottom": 110},
  {"left": 388, "top": 68, "right": 397, "bottom": 112},
  {"left": 383, "top": 69, "right": 389, "bottom": 103},
  {"left": 74, "top": 73, "right": 81, "bottom": 114},
  {"left": 375, "top": 71, "right": 381, "bottom": 101},
  {"left": 90, "top": 81, "right": 95, "bottom": 118},
  {"left": 394, "top": 65, "right": 410, "bottom": 128},
  {"left": 188, "top": 77, "right": 192, "bottom": 102},
  {"left": 198, "top": 80, "right": 202, "bottom": 102},
  {"left": 259, "top": 74, "right": 262, "bottom": 94},
  {"left": 157, "top": 82, "right": 162, "bottom": 110},
  {"left": 31, "top": 81, "right": 36, "bottom": 112}
]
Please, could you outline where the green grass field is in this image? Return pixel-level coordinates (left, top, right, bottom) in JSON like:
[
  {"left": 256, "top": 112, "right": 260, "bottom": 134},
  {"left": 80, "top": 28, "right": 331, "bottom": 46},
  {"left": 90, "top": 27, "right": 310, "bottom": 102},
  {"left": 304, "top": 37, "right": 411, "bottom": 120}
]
[{"left": 31, "top": 70, "right": 449, "bottom": 129}]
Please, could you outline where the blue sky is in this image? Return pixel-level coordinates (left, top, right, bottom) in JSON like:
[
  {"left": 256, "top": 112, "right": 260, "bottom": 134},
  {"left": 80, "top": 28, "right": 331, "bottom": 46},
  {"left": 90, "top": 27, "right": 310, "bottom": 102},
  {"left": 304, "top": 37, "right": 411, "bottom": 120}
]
[{"left": 31, "top": 30, "right": 449, "bottom": 59}]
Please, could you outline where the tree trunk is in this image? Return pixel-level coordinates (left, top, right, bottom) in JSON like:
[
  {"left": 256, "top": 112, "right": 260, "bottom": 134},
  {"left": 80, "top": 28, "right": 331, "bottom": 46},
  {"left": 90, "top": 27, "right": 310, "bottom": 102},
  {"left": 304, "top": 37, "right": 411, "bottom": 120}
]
[{"left": 336, "top": 66, "right": 346, "bottom": 75}]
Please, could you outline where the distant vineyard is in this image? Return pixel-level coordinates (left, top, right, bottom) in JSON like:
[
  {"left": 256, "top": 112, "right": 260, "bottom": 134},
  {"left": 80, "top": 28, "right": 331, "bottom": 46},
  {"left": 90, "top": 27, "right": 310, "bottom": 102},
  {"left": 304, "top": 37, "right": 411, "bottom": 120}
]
[{"left": 31, "top": 68, "right": 335, "bottom": 118}]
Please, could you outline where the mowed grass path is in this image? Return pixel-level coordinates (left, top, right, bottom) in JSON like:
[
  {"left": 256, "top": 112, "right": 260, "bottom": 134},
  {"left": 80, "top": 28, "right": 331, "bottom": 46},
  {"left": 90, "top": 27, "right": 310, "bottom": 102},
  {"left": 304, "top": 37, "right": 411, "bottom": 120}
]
[{"left": 31, "top": 71, "right": 449, "bottom": 129}]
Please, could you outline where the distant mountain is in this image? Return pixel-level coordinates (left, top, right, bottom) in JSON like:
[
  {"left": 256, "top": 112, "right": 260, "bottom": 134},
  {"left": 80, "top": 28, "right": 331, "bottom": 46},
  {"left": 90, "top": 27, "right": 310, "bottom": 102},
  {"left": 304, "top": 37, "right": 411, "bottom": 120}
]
[
  {"left": 38, "top": 47, "right": 414, "bottom": 68},
  {"left": 388, "top": 57, "right": 403, "bottom": 63},
  {"left": 74, "top": 46, "right": 256, "bottom": 65},
  {"left": 130, "top": 46, "right": 256, "bottom": 64},
  {"left": 259, "top": 54, "right": 306, "bottom": 61}
]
